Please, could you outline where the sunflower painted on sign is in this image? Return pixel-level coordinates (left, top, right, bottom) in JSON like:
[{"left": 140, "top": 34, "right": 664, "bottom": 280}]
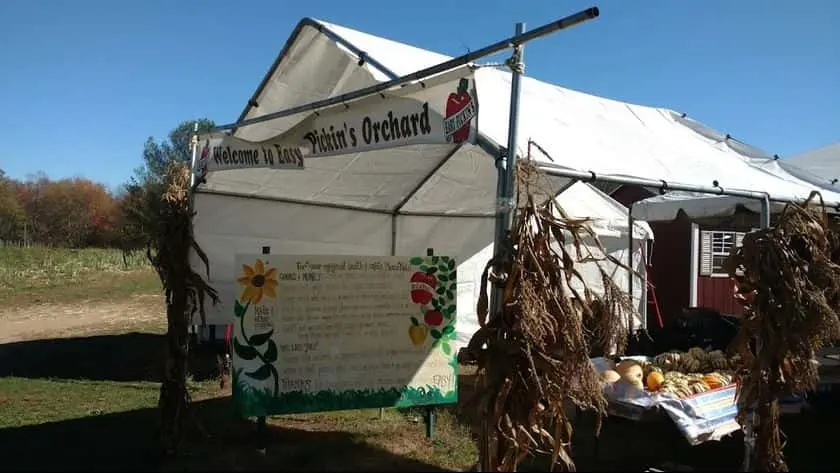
[{"left": 237, "top": 259, "right": 278, "bottom": 304}]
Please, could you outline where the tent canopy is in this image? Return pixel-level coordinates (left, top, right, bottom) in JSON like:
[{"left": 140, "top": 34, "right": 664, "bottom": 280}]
[
  {"left": 779, "top": 142, "right": 840, "bottom": 191},
  {"left": 202, "top": 18, "right": 838, "bottom": 223},
  {"left": 630, "top": 122, "right": 840, "bottom": 221}
]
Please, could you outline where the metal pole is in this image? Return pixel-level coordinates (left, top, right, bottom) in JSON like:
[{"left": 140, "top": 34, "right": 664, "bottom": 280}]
[
  {"left": 759, "top": 194, "right": 771, "bottom": 229},
  {"left": 742, "top": 194, "right": 772, "bottom": 471},
  {"left": 627, "top": 212, "right": 635, "bottom": 334},
  {"left": 210, "top": 9, "right": 599, "bottom": 133},
  {"left": 535, "top": 162, "right": 840, "bottom": 209},
  {"left": 501, "top": 23, "right": 525, "bottom": 231},
  {"left": 188, "top": 121, "right": 199, "bottom": 190},
  {"left": 186, "top": 120, "right": 200, "bottom": 341},
  {"left": 482, "top": 21, "right": 526, "bottom": 473}
]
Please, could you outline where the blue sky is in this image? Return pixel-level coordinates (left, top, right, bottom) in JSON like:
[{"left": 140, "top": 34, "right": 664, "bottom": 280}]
[{"left": 1, "top": 0, "right": 837, "bottom": 190}]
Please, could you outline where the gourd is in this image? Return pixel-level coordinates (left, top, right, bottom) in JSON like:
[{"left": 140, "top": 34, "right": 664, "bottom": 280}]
[
  {"left": 615, "top": 359, "right": 644, "bottom": 389},
  {"left": 600, "top": 369, "right": 621, "bottom": 383},
  {"left": 646, "top": 371, "right": 665, "bottom": 391}
]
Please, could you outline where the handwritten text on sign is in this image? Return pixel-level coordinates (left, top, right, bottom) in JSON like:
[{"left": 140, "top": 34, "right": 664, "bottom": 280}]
[{"left": 231, "top": 254, "right": 458, "bottom": 417}]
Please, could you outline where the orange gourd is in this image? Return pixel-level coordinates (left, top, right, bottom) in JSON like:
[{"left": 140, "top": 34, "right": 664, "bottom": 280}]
[
  {"left": 702, "top": 374, "right": 724, "bottom": 390},
  {"left": 646, "top": 371, "right": 665, "bottom": 391}
]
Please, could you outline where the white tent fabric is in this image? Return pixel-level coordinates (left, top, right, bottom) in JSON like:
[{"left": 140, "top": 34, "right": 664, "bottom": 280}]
[
  {"left": 451, "top": 182, "right": 653, "bottom": 349},
  {"left": 314, "top": 22, "right": 834, "bottom": 204},
  {"left": 632, "top": 157, "right": 840, "bottom": 222},
  {"left": 779, "top": 142, "right": 840, "bottom": 192},
  {"left": 193, "top": 180, "right": 653, "bottom": 348},
  {"left": 191, "top": 17, "right": 826, "bottom": 340},
  {"left": 630, "top": 118, "right": 840, "bottom": 221},
  {"left": 630, "top": 192, "right": 786, "bottom": 222}
]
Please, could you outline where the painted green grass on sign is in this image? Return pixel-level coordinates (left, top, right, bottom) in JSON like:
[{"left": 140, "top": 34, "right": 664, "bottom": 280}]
[{"left": 233, "top": 372, "right": 457, "bottom": 417}]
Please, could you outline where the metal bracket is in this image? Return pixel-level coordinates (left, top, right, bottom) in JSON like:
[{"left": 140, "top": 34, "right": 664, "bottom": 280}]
[
  {"left": 495, "top": 147, "right": 509, "bottom": 171},
  {"left": 505, "top": 47, "right": 525, "bottom": 74},
  {"left": 496, "top": 197, "right": 516, "bottom": 213}
]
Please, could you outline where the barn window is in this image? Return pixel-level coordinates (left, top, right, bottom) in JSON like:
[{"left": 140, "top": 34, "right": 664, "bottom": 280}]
[{"left": 699, "top": 230, "right": 745, "bottom": 277}]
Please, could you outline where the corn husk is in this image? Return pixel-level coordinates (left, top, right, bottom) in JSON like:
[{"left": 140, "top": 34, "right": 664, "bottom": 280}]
[
  {"left": 726, "top": 192, "right": 840, "bottom": 472},
  {"left": 465, "top": 160, "right": 637, "bottom": 472}
]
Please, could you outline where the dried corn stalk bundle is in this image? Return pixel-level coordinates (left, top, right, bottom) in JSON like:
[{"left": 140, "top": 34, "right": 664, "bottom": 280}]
[
  {"left": 148, "top": 161, "right": 218, "bottom": 454},
  {"left": 726, "top": 192, "right": 840, "bottom": 472},
  {"left": 465, "top": 161, "right": 636, "bottom": 472}
]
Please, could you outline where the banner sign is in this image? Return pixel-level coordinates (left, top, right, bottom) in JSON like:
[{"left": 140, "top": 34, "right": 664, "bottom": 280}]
[
  {"left": 231, "top": 254, "right": 459, "bottom": 417},
  {"left": 196, "top": 71, "right": 478, "bottom": 176}
]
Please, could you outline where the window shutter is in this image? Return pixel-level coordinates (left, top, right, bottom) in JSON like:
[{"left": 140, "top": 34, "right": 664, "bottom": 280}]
[{"left": 699, "top": 231, "right": 713, "bottom": 276}]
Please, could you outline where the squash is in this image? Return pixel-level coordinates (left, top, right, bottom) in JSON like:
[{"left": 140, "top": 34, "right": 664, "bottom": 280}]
[
  {"left": 600, "top": 370, "right": 621, "bottom": 383},
  {"left": 616, "top": 360, "right": 644, "bottom": 388},
  {"left": 702, "top": 374, "right": 724, "bottom": 390}
]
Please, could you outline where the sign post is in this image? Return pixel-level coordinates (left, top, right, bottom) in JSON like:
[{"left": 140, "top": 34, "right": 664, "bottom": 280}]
[
  {"left": 256, "top": 245, "right": 270, "bottom": 455},
  {"left": 424, "top": 247, "right": 437, "bottom": 440}
]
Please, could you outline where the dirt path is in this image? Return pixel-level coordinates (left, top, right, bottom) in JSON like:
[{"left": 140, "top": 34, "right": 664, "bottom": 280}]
[{"left": 0, "top": 294, "right": 165, "bottom": 343}]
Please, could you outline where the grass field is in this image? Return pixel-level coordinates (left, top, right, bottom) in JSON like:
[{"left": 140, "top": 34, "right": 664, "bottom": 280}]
[
  {"left": 0, "top": 246, "right": 159, "bottom": 307},
  {"left": 0, "top": 246, "right": 838, "bottom": 471}
]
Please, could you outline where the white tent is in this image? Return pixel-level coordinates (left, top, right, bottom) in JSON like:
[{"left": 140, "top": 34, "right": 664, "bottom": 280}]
[
  {"left": 779, "top": 142, "right": 840, "bottom": 192},
  {"left": 452, "top": 181, "right": 653, "bottom": 348},
  {"left": 630, "top": 117, "right": 840, "bottom": 222},
  {"left": 190, "top": 18, "right": 824, "bottom": 343}
]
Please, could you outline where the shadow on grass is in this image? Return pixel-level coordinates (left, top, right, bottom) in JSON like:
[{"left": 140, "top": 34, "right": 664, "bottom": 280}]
[
  {"left": 0, "top": 332, "right": 222, "bottom": 383},
  {"left": 0, "top": 397, "right": 452, "bottom": 472}
]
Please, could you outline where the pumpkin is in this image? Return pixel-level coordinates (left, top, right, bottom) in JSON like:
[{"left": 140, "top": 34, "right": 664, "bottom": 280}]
[
  {"left": 600, "top": 370, "right": 621, "bottom": 383},
  {"left": 646, "top": 371, "right": 665, "bottom": 391}
]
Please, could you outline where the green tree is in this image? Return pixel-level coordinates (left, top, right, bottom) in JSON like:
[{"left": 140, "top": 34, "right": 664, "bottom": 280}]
[
  {"left": 120, "top": 118, "right": 215, "bottom": 250},
  {"left": 134, "top": 118, "right": 215, "bottom": 187},
  {"left": 0, "top": 170, "right": 27, "bottom": 242}
]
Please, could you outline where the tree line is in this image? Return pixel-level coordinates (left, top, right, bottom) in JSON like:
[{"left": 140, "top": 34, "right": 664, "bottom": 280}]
[{"left": 0, "top": 118, "right": 215, "bottom": 249}]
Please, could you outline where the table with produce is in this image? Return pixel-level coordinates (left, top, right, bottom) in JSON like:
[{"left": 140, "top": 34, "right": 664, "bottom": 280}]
[{"left": 592, "top": 346, "right": 748, "bottom": 446}]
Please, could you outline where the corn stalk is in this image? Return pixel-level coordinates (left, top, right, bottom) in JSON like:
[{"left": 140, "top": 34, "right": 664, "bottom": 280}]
[
  {"left": 465, "top": 160, "right": 637, "bottom": 471},
  {"left": 148, "top": 162, "right": 218, "bottom": 455},
  {"left": 726, "top": 192, "right": 840, "bottom": 471}
]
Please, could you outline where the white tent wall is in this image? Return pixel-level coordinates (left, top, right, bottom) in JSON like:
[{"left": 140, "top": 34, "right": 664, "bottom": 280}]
[
  {"left": 193, "top": 184, "right": 652, "bottom": 350},
  {"left": 554, "top": 182, "right": 651, "bottom": 334},
  {"left": 192, "top": 194, "right": 394, "bottom": 326},
  {"left": 391, "top": 183, "right": 652, "bottom": 352},
  {"left": 393, "top": 214, "right": 495, "bottom": 351}
]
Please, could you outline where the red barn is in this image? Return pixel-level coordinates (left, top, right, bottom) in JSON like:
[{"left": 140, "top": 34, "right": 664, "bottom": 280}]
[{"left": 603, "top": 184, "right": 763, "bottom": 326}]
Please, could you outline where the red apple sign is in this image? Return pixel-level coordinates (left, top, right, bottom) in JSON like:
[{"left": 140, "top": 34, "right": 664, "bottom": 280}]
[
  {"left": 424, "top": 310, "right": 444, "bottom": 327},
  {"left": 410, "top": 271, "right": 436, "bottom": 305},
  {"left": 445, "top": 78, "right": 474, "bottom": 144}
]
